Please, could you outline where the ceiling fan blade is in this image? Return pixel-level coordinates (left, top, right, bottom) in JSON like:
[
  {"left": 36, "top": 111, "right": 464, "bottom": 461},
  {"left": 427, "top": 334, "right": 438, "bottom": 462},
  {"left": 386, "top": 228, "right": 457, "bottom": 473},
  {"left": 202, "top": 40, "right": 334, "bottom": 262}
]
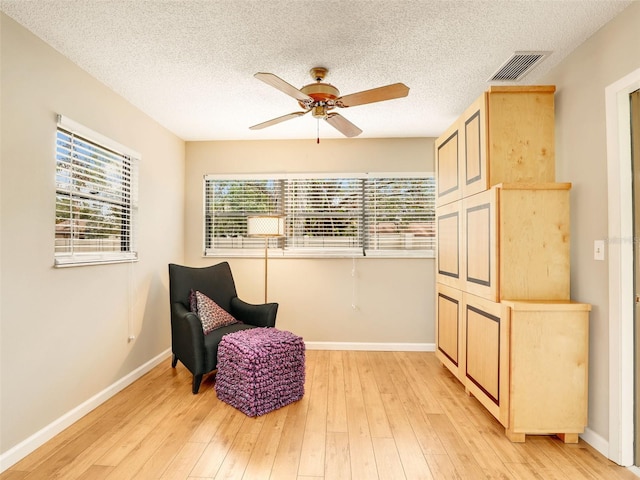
[
  {"left": 249, "top": 111, "right": 308, "bottom": 130},
  {"left": 254, "top": 72, "right": 312, "bottom": 102},
  {"left": 337, "top": 83, "right": 409, "bottom": 108},
  {"left": 325, "top": 113, "right": 363, "bottom": 137}
]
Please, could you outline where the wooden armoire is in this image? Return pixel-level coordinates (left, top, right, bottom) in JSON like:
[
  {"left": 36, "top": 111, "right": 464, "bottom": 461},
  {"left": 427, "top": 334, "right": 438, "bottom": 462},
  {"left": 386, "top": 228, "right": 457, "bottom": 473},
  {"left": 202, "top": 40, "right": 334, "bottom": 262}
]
[{"left": 434, "top": 86, "right": 591, "bottom": 443}]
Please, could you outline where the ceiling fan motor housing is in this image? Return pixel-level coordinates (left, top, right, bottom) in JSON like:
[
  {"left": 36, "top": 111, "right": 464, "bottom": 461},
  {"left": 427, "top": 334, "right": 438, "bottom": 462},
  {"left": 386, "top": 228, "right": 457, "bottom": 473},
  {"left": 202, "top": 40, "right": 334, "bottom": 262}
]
[{"left": 300, "top": 82, "right": 340, "bottom": 115}]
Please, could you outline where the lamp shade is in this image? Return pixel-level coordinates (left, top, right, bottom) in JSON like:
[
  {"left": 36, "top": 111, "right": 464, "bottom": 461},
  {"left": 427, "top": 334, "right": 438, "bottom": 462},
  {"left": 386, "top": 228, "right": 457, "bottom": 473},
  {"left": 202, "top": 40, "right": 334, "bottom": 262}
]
[{"left": 247, "top": 215, "right": 285, "bottom": 237}]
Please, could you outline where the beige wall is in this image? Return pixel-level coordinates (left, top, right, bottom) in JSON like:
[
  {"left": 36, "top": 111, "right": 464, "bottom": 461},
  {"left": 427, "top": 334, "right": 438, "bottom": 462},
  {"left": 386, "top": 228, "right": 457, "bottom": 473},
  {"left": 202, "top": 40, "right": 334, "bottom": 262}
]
[
  {"left": 541, "top": 1, "right": 640, "bottom": 443},
  {"left": 0, "top": 14, "right": 185, "bottom": 455},
  {"left": 185, "top": 138, "right": 435, "bottom": 344}
]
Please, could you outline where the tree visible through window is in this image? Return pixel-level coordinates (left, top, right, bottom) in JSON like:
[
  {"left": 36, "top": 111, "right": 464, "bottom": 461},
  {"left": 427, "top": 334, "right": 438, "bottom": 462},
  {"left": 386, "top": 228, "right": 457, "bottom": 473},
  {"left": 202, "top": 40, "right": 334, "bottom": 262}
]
[{"left": 55, "top": 116, "right": 138, "bottom": 266}]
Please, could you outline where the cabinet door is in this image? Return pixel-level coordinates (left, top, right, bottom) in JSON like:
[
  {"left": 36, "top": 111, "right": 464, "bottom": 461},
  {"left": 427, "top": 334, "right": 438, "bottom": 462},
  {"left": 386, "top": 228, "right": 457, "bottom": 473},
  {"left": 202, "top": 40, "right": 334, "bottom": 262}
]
[
  {"left": 499, "top": 185, "right": 571, "bottom": 300},
  {"left": 463, "top": 188, "right": 498, "bottom": 301},
  {"left": 505, "top": 301, "right": 590, "bottom": 441},
  {"left": 435, "top": 122, "right": 461, "bottom": 206},
  {"left": 436, "top": 284, "right": 464, "bottom": 381},
  {"left": 436, "top": 201, "right": 463, "bottom": 289},
  {"left": 461, "top": 94, "right": 488, "bottom": 199},
  {"left": 486, "top": 87, "right": 556, "bottom": 187},
  {"left": 464, "top": 293, "right": 509, "bottom": 426}
]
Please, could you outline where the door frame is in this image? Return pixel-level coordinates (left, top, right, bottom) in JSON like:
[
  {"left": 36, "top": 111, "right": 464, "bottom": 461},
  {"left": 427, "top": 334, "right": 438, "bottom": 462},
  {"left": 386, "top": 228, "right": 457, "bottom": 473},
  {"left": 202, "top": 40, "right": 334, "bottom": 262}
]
[{"left": 606, "top": 67, "right": 640, "bottom": 466}]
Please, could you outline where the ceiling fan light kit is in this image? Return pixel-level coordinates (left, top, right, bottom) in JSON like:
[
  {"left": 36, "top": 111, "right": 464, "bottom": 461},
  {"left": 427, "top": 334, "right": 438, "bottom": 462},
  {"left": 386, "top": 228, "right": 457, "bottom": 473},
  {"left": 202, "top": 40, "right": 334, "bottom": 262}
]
[{"left": 250, "top": 67, "right": 409, "bottom": 139}]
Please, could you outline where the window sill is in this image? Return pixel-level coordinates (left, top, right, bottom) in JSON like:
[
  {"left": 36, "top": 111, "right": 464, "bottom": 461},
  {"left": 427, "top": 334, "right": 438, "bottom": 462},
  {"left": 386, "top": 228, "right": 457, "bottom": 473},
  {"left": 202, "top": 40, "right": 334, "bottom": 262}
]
[
  {"left": 54, "top": 253, "right": 138, "bottom": 268},
  {"left": 204, "top": 250, "right": 435, "bottom": 260}
]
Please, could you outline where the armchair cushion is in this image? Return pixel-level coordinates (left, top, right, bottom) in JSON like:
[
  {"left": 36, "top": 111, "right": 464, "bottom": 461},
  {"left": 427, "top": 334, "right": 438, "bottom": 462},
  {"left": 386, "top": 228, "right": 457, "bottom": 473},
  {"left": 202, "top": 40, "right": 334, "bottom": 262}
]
[{"left": 195, "top": 290, "right": 239, "bottom": 334}]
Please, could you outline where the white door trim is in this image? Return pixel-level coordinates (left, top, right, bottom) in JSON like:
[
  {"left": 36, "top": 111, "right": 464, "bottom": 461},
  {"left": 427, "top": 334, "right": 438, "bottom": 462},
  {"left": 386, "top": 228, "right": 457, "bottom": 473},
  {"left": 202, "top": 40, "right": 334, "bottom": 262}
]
[{"left": 606, "top": 67, "right": 640, "bottom": 466}]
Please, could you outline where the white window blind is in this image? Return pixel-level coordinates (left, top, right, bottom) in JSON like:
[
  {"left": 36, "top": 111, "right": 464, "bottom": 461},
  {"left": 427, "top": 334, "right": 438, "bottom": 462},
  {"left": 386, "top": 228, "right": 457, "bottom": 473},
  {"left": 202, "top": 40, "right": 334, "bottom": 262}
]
[
  {"left": 204, "top": 178, "right": 284, "bottom": 253},
  {"left": 364, "top": 175, "right": 436, "bottom": 255},
  {"left": 285, "top": 177, "right": 364, "bottom": 254},
  {"left": 204, "top": 173, "right": 435, "bottom": 258},
  {"left": 55, "top": 116, "right": 139, "bottom": 266}
]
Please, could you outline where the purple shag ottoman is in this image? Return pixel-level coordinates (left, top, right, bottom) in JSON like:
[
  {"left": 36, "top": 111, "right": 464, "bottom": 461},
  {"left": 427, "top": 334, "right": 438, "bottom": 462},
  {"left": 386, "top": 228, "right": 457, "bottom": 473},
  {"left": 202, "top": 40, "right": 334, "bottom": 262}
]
[{"left": 215, "top": 327, "right": 305, "bottom": 417}]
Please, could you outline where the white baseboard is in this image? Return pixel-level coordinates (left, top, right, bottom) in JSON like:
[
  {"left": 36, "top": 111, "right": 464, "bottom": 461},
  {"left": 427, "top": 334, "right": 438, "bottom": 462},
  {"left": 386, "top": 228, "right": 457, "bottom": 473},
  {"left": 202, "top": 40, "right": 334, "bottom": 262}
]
[
  {"left": 580, "top": 427, "right": 609, "bottom": 459},
  {"left": 0, "top": 348, "right": 171, "bottom": 473},
  {"left": 304, "top": 341, "right": 436, "bottom": 352},
  {"left": 581, "top": 428, "right": 640, "bottom": 475}
]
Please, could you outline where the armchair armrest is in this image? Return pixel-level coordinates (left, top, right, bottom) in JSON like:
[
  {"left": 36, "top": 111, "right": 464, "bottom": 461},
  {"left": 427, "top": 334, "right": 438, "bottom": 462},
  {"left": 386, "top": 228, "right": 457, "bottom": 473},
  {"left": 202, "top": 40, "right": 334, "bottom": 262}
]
[
  {"left": 230, "top": 297, "right": 278, "bottom": 328},
  {"left": 171, "top": 302, "right": 206, "bottom": 375}
]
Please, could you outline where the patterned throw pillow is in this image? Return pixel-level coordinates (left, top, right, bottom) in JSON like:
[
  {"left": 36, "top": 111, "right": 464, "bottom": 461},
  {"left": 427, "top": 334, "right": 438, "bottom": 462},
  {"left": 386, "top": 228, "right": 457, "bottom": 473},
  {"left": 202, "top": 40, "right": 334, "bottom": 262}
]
[{"left": 195, "top": 291, "right": 238, "bottom": 334}]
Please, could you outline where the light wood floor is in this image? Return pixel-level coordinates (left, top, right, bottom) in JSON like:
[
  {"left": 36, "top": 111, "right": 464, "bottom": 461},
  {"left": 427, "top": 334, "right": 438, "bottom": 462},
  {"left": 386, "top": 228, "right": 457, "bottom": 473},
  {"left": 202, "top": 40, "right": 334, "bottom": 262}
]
[{"left": 2, "top": 350, "right": 637, "bottom": 479}]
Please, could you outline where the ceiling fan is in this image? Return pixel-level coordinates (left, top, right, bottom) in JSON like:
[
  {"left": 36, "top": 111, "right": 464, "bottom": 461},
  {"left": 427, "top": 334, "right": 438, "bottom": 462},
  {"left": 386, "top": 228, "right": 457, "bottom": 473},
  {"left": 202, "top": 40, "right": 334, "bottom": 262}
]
[{"left": 249, "top": 67, "right": 409, "bottom": 138}]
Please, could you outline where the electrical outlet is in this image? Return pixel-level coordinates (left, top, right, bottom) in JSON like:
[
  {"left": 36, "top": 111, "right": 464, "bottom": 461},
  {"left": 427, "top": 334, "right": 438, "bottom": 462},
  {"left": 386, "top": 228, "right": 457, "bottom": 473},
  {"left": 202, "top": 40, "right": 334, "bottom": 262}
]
[{"left": 594, "top": 240, "right": 605, "bottom": 261}]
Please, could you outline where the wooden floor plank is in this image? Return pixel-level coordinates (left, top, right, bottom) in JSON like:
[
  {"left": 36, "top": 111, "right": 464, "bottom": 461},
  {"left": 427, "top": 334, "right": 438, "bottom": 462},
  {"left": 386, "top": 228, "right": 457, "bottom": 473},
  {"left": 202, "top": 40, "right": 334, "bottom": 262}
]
[
  {"left": 326, "top": 350, "right": 348, "bottom": 434},
  {"left": 242, "top": 407, "right": 288, "bottom": 480},
  {"left": 297, "top": 350, "right": 329, "bottom": 477},
  {"left": 343, "top": 351, "right": 379, "bottom": 480},
  {"left": 377, "top": 353, "right": 447, "bottom": 457},
  {"left": 423, "top": 453, "right": 461, "bottom": 480},
  {"left": 391, "top": 352, "right": 446, "bottom": 415},
  {"left": 324, "top": 431, "right": 352, "bottom": 480},
  {"left": 427, "top": 413, "right": 487, "bottom": 479},
  {"left": 74, "top": 465, "right": 114, "bottom": 480},
  {"left": 212, "top": 415, "right": 266, "bottom": 479},
  {"left": 269, "top": 352, "right": 316, "bottom": 480},
  {"left": 356, "top": 352, "right": 393, "bottom": 439},
  {"left": 132, "top": 391, "right": 218, "bottom": 479},
  {"left": 188, "top": 407, "right": 246, "bottom": 478},
  {"left": 371, "top": 437, "right": 407, "bottom": 480},
  {"left": 380, "top": 392, "right": 433, "bottom": 480},
  {"left": 158, "top": 442, "right": 207, "bottom": 480}
]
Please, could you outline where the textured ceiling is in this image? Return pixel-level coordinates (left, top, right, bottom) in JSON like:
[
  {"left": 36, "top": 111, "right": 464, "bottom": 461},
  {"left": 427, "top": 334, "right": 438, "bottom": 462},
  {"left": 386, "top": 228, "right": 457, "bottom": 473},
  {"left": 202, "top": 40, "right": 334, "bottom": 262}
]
[{"left": 0, "top": 0, "right": 633, "bottom": 141}]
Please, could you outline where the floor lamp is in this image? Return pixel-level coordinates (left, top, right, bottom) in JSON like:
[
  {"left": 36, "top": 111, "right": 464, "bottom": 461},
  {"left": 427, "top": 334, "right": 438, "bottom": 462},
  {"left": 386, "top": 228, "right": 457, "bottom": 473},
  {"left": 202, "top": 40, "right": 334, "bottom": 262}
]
[{"left": 247, "top": 215, "right": 285, "bottom": 303}]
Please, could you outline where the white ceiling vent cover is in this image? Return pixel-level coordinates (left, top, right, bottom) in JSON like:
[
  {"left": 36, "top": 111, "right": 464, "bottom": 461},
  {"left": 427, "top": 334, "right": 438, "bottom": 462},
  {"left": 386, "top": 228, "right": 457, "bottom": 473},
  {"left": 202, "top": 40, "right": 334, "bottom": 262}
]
[{"left": 489, "top": 51, "right": 550, "bottom": 82}]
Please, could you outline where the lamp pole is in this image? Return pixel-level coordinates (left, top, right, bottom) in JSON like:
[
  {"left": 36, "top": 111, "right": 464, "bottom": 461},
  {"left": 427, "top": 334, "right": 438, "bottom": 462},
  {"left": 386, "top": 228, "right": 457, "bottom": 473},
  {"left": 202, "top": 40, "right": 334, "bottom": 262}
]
[{"left": 263, "top": 236, "right": 269, "bottom": 303}]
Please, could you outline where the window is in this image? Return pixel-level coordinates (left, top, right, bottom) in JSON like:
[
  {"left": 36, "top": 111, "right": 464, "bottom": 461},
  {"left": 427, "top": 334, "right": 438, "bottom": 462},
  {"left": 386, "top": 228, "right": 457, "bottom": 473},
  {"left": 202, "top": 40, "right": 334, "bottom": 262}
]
[
  {"left": 364, "top": 174, "right": 436, "bottom": 255},
  {"left": 285, "top": 176, "right": 364, "bottom": 255},
  {"left": 204, "top": 177, "right": 283, "bottom": 251},
  {"left": 204, "top": 173, "right": 435, "bottom": 258},
  {"left": 55, "top": 115, "right": 139, "bottom": 266}
]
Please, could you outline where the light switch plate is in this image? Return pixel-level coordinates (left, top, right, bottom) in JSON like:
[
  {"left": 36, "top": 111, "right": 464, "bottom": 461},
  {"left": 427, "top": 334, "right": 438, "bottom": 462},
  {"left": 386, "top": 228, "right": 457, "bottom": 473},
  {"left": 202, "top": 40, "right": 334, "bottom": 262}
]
[{"left": 594, "top": 240, "right": 605, "bottom": 261}]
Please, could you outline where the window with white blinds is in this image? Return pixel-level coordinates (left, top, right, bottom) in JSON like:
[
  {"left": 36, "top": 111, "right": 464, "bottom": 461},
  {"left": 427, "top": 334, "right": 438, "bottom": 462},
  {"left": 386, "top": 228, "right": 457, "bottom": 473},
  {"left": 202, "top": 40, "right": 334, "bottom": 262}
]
[
  {"left": 204, "top": 178, "right": 284, "bottom": 251},
  {"left": 285, "top": 177, "right": 364, "bottom": 254},
  {"left": 55, "top": 116, "right": 139, "bottom": 266},
  {"left": 364, "top": 175, "right": 436, "bottom": 255},
  {"left": 204, "top": 173, "right": 435, "bottom": 258}
]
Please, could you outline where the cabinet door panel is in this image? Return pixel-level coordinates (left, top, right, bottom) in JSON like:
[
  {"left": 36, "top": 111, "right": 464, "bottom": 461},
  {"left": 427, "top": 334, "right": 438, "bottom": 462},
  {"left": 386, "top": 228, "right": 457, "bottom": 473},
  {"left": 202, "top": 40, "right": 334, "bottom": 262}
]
[
  {"left": 435, "top": 124, "right": 461, "bottom": 206},
  {"left": 462, "top": 95, "right": 487, "bottom": 198},
  {"left": 499, "top": 187, "right": 570, "bottom": 300},
  {"left": 464, "top": 189, "right": 498, "bottom": 301},
  {"left": 505, "top": 302, "right": 590, "bottom": 436},
  {"left": 436, "top": 202, "right": 463, "bottom": 288},
  {"left": 436, "top": 284, "right": 464, "bottom": 380},
  {"left": 487, "top": 88, "right": 556, "bottom": 186},
  {"left": 464, "top": 293, "right": 508, "bottom": 426},
  {"left": 466, "top": 305, "right": 500, "bottom": 402}
]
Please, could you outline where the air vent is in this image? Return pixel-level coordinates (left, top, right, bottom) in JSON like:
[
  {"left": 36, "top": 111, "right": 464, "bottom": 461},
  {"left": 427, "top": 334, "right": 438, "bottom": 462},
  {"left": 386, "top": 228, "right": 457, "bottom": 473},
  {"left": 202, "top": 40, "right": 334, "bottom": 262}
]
[{"left": 489, "top": 51, "right": 550, "bottom": 82}]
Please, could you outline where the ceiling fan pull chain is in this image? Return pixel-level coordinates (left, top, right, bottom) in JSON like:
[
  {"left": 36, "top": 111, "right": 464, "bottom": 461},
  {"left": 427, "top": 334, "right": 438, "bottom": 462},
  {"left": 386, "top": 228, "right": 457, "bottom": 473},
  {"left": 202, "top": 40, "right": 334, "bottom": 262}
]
[{"left": 317, "top": 119, "right": 320, "bottom": 144}]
